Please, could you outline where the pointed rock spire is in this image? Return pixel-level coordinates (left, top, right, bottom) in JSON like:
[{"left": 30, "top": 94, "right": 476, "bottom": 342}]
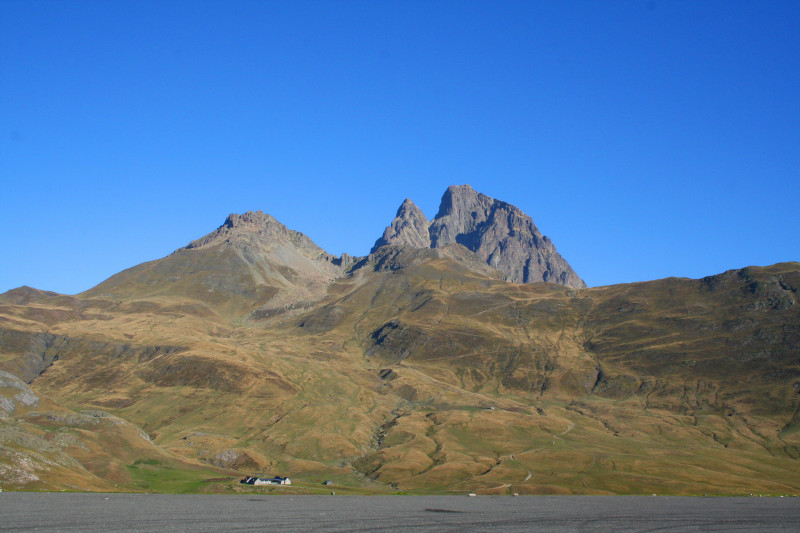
[{"left": 370, "top": 198, "right": 431, "bottom": 253}]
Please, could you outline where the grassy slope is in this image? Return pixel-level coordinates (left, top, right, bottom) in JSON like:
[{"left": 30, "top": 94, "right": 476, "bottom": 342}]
[
  {"left": 0, "top": 371, "right": 229, "bottom": 492},
  {"left": 1, "top": 259, "right": 798, "bottom": 494}
]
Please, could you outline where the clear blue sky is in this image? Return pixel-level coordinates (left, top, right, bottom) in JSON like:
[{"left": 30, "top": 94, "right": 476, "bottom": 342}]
[{"left": 1, "top": 1, "right": 798, "bottom": 294}]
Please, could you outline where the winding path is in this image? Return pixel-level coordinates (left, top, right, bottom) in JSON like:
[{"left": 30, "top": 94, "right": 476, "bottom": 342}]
[{"left": 464, "top": 420, "right": 577, "bottom": 492}]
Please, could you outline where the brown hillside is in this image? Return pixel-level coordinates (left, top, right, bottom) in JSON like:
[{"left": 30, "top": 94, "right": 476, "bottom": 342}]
[{"left": 1, "top": 201, "right": 798, "bottom": 494}]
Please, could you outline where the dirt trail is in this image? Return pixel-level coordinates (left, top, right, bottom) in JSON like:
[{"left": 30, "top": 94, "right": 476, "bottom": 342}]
[
  {"left": 473, "top": 420, "right": 576, "bottom": 492},
  {"left": 401, "top": 366, "right": 519, "bottom": 408},
  {"left": 554, "top": 422, "right": 575, "bottom": 439}
]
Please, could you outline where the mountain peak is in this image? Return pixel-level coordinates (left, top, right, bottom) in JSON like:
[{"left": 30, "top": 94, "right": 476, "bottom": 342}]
[
  {"left": 370, "top": 198, "right": 431, "bottom": 254},
  {"left": 184, "top": 210, "right": 304, "bottom": 252},
  {"left": 90, "top": 210, "right": 350, "bottom": 316},
  {"left": 430, "top": 187, "right": 585, "bottom": 287},
  {"left": 222, "top": 210, "right": 276, "bottom": 229},
  {"left": 429, "top": 184, "right": 497, "bottom": 247},
  {"left": 397, "top": 198, "right": 416, "bottom": 215},
  {"left": 372, "top": 185, "right": 586, "bottom": 288}
]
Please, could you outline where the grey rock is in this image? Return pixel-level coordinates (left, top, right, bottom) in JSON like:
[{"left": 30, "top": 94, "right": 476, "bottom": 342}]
[
  {"left": 428, "top": 185, "right": 497, "bottom": 249},
  {"left": 371, "top": 199, "right": 431, "bottom": 253},
  {"left": 0, "top": 371, "right": 40, "bottom": 415},
  {"left": 332, "top": 253, "right": 358, "bottom": 269},
  {"left": 371, "top": 185, "right": 586, "bottom": 289}
]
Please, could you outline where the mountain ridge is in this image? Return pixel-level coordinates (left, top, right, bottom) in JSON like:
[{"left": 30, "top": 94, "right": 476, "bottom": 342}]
[
  {"left": 1, "top": 187, "right": 798, "bottom": 496},
  {"left": 77, "top": 185, "right": 583, "bottom": 315}
]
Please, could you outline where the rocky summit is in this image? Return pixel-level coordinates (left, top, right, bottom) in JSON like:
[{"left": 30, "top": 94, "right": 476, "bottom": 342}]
[
  {"left": 372, "top": 185, "right": 585, "bottom": 288},
  {"left": 0, "top": 187, "right": 798, "bottom": 496},
  {"left": 371, "top": 199, "right": 432, "bottom": 251}
]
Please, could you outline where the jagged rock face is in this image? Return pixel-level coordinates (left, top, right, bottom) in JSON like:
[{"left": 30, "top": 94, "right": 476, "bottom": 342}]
[
  {"left": 372, "top": 185, "right": 586, "bottom": 289},
  {"left": 431, "top": 185, "right": 585, "bottom": 288},
  {"left": 428, "top": 185, "right": 497, "bottom": 248},
  {"left": 370, "top": 199, "right": 431, "bottom": 253}
]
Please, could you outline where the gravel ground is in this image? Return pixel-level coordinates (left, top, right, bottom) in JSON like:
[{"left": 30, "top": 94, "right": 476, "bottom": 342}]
[{"left": 1, "top": 493, "right": 799, "bottom": 532}]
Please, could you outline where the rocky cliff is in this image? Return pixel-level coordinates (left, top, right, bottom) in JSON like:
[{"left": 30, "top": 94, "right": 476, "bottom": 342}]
[
  {"left": 372, "top": 185, "right": 586, "bottom": 288},
  {"left": 370, "top": 199, "right": 431, "bottom": 252}
]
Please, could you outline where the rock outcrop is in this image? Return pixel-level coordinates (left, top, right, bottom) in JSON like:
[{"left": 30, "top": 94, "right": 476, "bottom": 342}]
[
  {"left": 370, "top": 199, "right": 431, "bottom": 253},
  {"left": 0, "top": 370, "right": 40, "bottom": 416},
  {"left": 372, "top": 185, "right": 586, "bottom": 288}
]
